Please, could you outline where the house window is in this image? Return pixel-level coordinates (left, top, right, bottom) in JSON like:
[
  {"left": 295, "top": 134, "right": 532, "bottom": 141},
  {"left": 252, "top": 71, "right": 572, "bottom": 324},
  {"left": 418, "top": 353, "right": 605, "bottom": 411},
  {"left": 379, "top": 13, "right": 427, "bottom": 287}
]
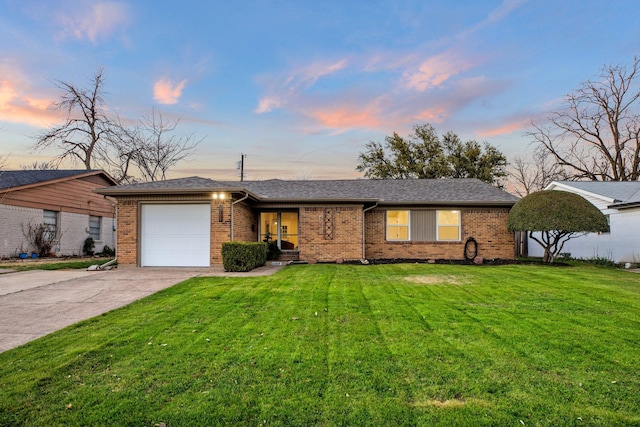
[
  {"left": 89, "top": 216, "right": 101, "bottom": 240},
  {"left": 260, "top": 211, "right": 299, "bottom": 250},
  {"left": 43, "top": 210, "right": 58, "bottom": 239},
  {"left": 386, "top": 209, "right": 461, "bottom": 242},
  {"left": 387, "top": 210, "right": 410, "bottom": 241},
  {"left": 437, "top": 210, "right": 461, "bottom": 241}
]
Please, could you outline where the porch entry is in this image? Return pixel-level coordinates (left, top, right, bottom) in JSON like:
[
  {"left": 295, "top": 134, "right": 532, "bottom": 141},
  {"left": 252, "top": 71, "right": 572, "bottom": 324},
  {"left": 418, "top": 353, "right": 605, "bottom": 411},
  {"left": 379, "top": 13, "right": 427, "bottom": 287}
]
[{"left": 259, "top": 211, "right": 299, "bottom": 250}]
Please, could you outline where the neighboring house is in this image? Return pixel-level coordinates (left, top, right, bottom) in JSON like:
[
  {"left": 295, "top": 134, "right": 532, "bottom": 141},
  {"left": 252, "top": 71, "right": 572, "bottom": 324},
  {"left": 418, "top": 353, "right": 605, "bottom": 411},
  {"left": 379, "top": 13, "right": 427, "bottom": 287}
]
[
  {"left": 0, "top": 170, "right": 117, "bottom": 258},
  {"left": 528, "top": 181, "right": 640, "bottom": 263},
  {"left": 95, "top": 177, "right": 519, "bottom": 267}
]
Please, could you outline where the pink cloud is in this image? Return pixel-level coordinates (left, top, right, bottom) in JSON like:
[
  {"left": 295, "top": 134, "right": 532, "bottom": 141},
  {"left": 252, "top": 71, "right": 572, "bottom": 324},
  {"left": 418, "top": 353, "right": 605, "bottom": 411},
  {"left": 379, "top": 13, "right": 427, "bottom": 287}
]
[
  {"left": 311, "top": 106, "right": 382, "bottom": 130},
  {"left": 153, "top": 78, "right": 188, "bottom": 104},
  {"left": 402, "top": 51, "right": 473, "bottom": 92},
  {"left": 255, "top": 58, "right": 348, "bottom": 113},
  {"left": 414, "top": 106, "right": 449, "bottom": 124},
  {"left": 477, "top": 117, "right": 531, "bottom": 137},
  {"left": 56, "top": 2, "right": 131, "bottom": 43},
  {"left": 255, "top": 96, "right": 283, "bottom": 114},
  {"left": 0, "top": 77, "right": 63, "bottom": 127}
]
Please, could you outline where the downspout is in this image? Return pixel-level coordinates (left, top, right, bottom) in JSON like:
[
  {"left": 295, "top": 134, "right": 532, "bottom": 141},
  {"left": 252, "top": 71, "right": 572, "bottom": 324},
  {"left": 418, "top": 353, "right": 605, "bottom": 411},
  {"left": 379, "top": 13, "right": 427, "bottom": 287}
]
[
  {"left": 230, "top": 191, "right": 249, "bottom": 241},
  {"left": 94, "top": 197, "right": 117, "bottom": 270},
  {"left": 362, "top": 202, "right": 378, "bottom": 260}
]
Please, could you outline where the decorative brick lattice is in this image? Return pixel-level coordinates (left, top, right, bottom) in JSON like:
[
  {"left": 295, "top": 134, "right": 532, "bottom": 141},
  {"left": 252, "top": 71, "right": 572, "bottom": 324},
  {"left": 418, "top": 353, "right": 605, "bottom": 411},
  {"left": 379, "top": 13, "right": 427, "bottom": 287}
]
[{"left": 323, "top": 208, "right": 334, "bottom": 240}]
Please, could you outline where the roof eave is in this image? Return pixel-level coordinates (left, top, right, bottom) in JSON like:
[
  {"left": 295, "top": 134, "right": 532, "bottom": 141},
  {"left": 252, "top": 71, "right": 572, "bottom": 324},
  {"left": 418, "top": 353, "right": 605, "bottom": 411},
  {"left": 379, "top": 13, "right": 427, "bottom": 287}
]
[
  {"left": 607, "top": 201, "right": 640, "bottom": 210},
  {"left": 2, "top": 170, "right": 117, "bottom": 193},
  {"left": 547, "top": 181, "right": 617, "bottom": 203},
  {"left": 251, "top": 197, "right": 380, "bottom": 204},
  {"left": 94, "top": 186, "right": 259, "bottom": 199},
  {"left": 377, "top": 200, "right": 517, "bottom": 207}
]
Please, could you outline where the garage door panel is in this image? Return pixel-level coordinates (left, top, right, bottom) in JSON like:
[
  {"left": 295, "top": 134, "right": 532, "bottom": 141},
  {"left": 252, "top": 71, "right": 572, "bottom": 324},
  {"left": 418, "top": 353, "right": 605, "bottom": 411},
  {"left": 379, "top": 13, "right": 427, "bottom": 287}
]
[{"left": 141, "top": 204, "right": 211, "bottom": 267}]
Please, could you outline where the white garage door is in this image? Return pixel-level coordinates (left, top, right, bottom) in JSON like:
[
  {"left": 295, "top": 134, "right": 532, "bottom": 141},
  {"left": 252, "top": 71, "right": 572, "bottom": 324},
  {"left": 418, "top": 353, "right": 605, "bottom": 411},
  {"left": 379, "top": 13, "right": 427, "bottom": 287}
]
[{"left": 141, "top": 204, "right": 211, "bottom": 267}]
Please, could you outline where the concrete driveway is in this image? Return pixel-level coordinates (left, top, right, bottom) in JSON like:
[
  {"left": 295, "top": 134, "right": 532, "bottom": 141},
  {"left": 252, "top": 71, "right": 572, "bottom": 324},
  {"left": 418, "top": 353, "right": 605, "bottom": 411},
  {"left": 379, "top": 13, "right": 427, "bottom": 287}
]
[{"left": 0, "top": 264, "right": 283, "bottom": 353}]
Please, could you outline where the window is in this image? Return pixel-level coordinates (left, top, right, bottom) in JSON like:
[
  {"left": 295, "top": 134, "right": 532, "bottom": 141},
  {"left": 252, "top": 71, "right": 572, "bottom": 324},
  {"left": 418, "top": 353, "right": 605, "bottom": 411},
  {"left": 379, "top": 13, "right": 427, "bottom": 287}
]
[
  {"left": 387, "top": 210, "right": 409, "bottom": 241},
  {"left": 260, "top": 211, "right": 299, "bottom": 250},
  {"left": 437, "top": 210, "right": 461, "bottom": 241},
  {"left": 386, "top": 209, "right": 461, "bottom": 242},
  {"left": 43, "top": 210, "right": 58, "bottom": 239},
  {"left": 89, "top": 216, "right": 101, "bottom": 240}
]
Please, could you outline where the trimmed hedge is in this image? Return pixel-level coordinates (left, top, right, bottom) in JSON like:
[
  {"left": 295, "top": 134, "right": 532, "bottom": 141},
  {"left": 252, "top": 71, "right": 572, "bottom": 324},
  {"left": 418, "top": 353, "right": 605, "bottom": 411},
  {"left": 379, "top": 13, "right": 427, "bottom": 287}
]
[{"left": 221, "top": 242, "right": 268, "bottom": 272}]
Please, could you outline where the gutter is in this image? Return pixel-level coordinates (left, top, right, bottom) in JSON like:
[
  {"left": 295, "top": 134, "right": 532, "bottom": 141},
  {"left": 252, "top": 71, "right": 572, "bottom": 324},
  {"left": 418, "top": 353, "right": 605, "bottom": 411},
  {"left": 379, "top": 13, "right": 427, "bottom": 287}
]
[
  {"left": 230, "top": 191, "right": 250, "bottom": 241},
  {"left": 362, "top": 202, "right": 378, "bottom": 260}
]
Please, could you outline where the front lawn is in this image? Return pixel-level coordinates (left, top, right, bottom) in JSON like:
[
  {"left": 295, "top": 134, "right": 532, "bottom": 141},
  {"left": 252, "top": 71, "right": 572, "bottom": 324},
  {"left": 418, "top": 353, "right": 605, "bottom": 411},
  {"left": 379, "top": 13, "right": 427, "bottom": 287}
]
[{"left": 0, "top": 264, "right": 638, "bottom": 426}]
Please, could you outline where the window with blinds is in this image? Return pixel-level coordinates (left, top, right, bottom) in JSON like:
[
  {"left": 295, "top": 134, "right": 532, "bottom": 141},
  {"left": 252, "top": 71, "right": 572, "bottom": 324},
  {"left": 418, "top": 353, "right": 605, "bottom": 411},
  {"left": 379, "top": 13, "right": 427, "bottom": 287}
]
[
  {"left": 89, "top": 216, "right": 101, "bottom": 240},
  {"left": 386, "top": 209, "right": 460, "bottom": 242}
]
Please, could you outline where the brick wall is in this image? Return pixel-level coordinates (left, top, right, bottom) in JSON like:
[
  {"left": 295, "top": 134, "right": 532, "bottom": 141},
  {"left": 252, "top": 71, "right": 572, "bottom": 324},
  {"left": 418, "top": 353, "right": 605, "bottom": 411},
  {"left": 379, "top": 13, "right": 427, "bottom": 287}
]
[
  {"left": 58, "top": 211, "right": 90, "bottom": 255},
  {"left": 365, "top": 207, "right": 514, "bottom": 260},
  {"left": 116, "top": 199, "right": 138, "bottom": 265},
  {"left": 0, "top": 204, "right": 116, "bottom": 258},
  {"left": 232, "top": 200, "right": 258, "bottom": 242},
  {"left": 299, "top": 205, "right": 363, "bottom": 262},
  {"left": 0, "top": 204, "right": 41, "bottom": 258},
  {"left": 210, "top": 200, "right": 230, "bottom": 264},
  {"left": 112, "top": 195, "right": 514, "bottom": 267}
]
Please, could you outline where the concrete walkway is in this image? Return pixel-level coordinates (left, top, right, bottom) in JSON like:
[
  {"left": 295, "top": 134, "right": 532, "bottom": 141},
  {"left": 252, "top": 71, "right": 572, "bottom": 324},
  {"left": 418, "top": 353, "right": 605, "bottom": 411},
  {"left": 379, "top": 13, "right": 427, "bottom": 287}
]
[{"left": 0, "top": 264, "right": 284, "bottom": 353}]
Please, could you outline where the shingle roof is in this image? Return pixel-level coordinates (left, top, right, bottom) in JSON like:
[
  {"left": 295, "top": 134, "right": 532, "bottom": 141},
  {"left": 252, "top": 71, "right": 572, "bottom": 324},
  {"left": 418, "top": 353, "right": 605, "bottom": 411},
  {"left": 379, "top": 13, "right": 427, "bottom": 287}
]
[
  {"left": 96, "top": 177, "right": 519, "bottom": 206},
  {"left": 0, "top": 169, "right": 115, "bottom": 191},
  {"left": 551, "top": 180, "right": 640, "bottom": 208}
]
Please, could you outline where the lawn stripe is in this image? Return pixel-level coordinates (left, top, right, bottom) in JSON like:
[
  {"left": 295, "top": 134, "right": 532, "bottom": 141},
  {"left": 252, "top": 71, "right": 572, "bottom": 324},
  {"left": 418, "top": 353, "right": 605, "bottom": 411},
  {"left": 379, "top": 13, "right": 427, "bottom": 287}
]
[{"left": 1, "top": 264, "right": 639, "bottom": 425}]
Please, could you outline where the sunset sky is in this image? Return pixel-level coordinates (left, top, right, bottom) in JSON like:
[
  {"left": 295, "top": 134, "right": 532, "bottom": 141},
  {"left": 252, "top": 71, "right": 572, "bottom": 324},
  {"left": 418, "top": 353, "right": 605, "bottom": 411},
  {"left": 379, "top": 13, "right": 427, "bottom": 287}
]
[{"left": 2, "top": 0, "right": 640, "bottom": 180}]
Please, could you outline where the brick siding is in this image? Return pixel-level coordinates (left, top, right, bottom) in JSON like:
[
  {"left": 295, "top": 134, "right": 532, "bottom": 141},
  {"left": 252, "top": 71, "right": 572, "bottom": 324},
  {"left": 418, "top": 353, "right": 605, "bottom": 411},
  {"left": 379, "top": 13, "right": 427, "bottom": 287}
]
[
  {"left": 365, "top": 207, "right": 514, "bottom": 260},
  {"left": 0, "top": 204, "right": 116, "bottom": 258},
  {"left": 298, "top": 205, "right": 363, "bottom": 262},
  {"left": 114, "top": 195, "right": 514, "bottom": 266}
]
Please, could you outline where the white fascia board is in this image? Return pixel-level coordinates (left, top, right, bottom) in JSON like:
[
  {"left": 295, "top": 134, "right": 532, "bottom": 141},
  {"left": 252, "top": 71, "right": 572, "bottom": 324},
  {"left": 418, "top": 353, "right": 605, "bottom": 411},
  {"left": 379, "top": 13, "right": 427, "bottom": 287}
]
[{"left": 544, "top": 181, "right": 616, "bottom": 204}]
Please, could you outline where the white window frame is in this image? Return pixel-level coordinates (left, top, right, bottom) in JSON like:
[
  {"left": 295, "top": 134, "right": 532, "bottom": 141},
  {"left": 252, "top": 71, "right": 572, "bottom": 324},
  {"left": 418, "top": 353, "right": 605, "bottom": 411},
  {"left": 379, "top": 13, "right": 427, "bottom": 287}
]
[
  {"left": 386, "top": 210, "right": 410, "bottom": 241},
  {"left": 89, "top": 215, "right": 101, "bottom": 241},
  {"left": 259, "top": 211, "right": 299, "bottom": 250},
  {"left": 43, "top": 210, "right": 58, "bottom": 239},
  {"left": 436, "top": 210, "right": 461, "bottom": 241}
]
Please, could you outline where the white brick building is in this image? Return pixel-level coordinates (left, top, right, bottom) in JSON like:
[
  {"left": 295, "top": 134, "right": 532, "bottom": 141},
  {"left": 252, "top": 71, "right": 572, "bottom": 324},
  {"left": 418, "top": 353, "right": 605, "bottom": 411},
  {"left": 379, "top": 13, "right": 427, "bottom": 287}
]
[{"left": 0, "top": 170, "right": 117, "bottom": 258}]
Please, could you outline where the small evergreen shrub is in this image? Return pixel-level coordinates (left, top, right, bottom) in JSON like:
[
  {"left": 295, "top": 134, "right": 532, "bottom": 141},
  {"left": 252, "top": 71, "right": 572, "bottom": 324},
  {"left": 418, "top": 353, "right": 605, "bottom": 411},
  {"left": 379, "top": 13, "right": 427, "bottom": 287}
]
[
  {"left": 83, "top": 237, "right": 95, "bottom": 256},
  {"left": 221, "top": 242, "right": 268, "bottom": 272},
  {"left": 99, "top": 245, "right": 115, "bottom": 257}
]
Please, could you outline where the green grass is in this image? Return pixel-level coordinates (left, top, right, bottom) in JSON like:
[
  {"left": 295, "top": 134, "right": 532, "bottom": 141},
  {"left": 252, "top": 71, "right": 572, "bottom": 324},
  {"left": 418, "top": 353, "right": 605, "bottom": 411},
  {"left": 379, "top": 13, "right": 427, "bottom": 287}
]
[
  {"left": 0, "top": 258, "right": 113, "bottom": 271},
  {"left": 0, "top": 264, "right": 639, "bottom": 426}
]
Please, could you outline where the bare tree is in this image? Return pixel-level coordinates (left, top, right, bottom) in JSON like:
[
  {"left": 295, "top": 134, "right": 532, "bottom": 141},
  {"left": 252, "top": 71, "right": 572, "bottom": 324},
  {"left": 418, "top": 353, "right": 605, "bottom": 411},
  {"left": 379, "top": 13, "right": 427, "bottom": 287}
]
[
  {"left": 33, "top": 69, "right": 200, "bottom": 183},
  {"left": 96, "top": 120, "right": 140, "bottom": 184},
  {"left": 530, "top": 57, "right": 640, "bottom": 181},
  {"left": 508, "top": 151, "right": 568, "bottom": 197},
  {"left": 134, "top": 110, "right": 201, "bottom": 182},
  {"left": 34, "top": 68, "right": 113, "bottom": 169},
  {"left": 99, "top": 110, "right": 201, "bottom": 182}
]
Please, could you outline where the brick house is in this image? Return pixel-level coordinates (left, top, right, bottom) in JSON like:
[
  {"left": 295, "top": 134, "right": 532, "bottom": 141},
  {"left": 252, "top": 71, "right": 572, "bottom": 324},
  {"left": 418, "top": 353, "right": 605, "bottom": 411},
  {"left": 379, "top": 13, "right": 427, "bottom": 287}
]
[
  {"left": 96, "top": 177, "right": 518, "bottom": 267},
  {"left": 0, "top": 170, "right": 117, "bottom": 258}
]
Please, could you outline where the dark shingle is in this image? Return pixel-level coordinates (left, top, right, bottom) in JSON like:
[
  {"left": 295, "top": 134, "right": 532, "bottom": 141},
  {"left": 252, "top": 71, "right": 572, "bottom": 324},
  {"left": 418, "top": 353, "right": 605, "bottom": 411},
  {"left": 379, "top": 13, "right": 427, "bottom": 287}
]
[
  {"left": 0, "top": 170, "right": 100, "bottom": 190},
  {"left": 97, "top": 177, "right": 518, "bottom": 205},
  {"left": 223, "top": 178, "right": 518, "bottom": 204}
]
